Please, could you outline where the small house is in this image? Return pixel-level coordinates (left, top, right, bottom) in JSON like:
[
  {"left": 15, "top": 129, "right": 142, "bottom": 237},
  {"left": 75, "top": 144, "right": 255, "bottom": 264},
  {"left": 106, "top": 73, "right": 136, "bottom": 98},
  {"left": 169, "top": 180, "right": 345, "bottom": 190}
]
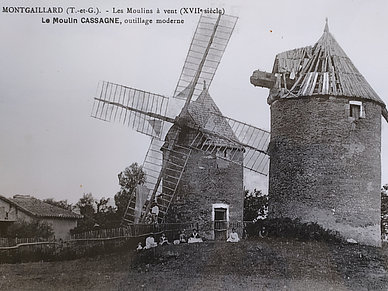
[{"left": 0, "top": 194, "right": 82, "bottom": 240}]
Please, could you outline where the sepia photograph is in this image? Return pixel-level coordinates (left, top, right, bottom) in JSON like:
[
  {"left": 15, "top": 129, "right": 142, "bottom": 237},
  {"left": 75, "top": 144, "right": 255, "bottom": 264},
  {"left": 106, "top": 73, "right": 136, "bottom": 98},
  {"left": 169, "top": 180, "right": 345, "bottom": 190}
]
[{"left": 1, "top": 0, "right": 388, "bottom": 290}]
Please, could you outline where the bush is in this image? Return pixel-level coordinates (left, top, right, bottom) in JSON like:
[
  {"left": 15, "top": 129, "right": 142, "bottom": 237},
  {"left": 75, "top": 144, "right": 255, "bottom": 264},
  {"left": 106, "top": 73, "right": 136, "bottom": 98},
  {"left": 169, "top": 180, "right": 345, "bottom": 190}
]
[
  {"left": 245, "top": 218, "right": 343, "bottom": 243},
  {"left": 244, "top": 189, "right": 268, "bottom": 221},
  {"left": 5, "top": 220, "right": 54, "bottom": 239}
]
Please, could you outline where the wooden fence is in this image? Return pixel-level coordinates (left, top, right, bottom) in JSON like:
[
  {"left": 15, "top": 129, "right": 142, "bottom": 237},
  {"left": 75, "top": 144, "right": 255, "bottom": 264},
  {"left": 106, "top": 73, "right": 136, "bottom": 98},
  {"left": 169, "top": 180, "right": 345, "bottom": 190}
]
[
  {"left": 1, "top": 221, "right": 248, "bottom": 247},
  {"left": 0, "top": 222, "right": 199, "bottom": 248},
  {"left": 69, "top": 221, "right": 248, "bottom": 241},
  {"left": 0, "top": 222, "right": 199, "bottom": 263},
  {"left": 70, "top": 222, "right": 198, "bottom": 241},
  {"left": 0, "top": 221, "right": 251, "bottom": 263},
  {"left": 0, "top": 237, "right": 55, "bottom": 248}
]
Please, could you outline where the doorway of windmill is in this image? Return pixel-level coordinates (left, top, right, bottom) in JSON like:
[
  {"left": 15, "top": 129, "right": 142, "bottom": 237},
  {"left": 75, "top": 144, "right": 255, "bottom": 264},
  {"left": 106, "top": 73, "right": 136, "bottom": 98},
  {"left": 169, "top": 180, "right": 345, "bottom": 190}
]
[{"left": 214, "top": 208, "right": 228, "bottom": 240}]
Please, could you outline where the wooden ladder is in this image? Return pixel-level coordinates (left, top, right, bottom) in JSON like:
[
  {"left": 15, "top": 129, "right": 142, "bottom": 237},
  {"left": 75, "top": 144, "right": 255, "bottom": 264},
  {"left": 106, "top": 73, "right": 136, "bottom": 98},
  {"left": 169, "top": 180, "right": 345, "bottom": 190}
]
[
  {"left": 121, "top": 141, "right": 191, "bottom": 225},
  {"left": 154, "top": 145, "right": 191, "bottom": 223}
]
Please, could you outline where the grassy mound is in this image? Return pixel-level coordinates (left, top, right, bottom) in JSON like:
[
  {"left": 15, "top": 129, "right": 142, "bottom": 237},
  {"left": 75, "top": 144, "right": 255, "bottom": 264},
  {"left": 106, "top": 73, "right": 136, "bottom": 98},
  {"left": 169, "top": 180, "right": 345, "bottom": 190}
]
[{"left": 1, "top": 238, "right": 388, "bottom": 290}]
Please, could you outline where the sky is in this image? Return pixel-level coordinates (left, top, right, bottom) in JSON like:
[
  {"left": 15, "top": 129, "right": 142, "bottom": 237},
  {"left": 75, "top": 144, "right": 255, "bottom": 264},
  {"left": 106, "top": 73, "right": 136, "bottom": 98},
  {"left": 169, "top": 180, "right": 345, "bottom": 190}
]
[{"left": 0, "top": 0, "right": 387, "bottom": 204}]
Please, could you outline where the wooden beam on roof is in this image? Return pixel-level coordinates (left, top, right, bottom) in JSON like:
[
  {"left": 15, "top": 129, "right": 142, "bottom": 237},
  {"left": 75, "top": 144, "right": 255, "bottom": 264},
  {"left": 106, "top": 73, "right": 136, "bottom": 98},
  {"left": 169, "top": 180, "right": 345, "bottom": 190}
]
[
  {"left": 250, "top": 70, "right": 276, "bottom": 89},
  {"left": 250, "top": 69, "right": 296, "bottom": 90}
]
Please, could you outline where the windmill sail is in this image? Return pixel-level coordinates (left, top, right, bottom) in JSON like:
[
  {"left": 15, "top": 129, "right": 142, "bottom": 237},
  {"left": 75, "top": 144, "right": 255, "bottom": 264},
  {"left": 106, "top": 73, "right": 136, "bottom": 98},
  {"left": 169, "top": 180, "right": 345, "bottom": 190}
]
[
  {"left": 226, "top": 116, "right": 270, "bottom": 175},
  {"left": 173, "top": 14, "right": 237, "bottom": 101},
  {"left": 122, "top": 138, "right": 164, "bottom": 224},
  {"left": 191, "top": 112, "right": 270, "bottom": 175},
  {"left": 122, "top": 138, "right": 191, "bottom": 225},
  {"left": 156, "top": 144, "right": 192, "bottom": 223},
  {"left": 91, "top": 81, "right": 172, "bottom": 138}
]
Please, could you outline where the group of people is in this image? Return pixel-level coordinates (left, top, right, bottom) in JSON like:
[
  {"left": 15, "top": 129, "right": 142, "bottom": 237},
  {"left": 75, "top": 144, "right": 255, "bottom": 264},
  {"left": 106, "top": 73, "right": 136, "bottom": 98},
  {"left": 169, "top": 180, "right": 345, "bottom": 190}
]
[
  {"left": 137, "top": 233, "right": 169, "bottom": 250},
  {"left": 137, "top": 229, "right": 204, "bottom": 251},
  {"left": 137, "top": 228, "right": 240, "bottom": 251}
]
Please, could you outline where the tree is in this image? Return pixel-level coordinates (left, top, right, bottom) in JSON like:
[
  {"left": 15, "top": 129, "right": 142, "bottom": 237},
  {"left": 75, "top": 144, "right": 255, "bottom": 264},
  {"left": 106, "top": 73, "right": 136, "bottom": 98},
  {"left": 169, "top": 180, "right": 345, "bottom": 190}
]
[
  {"left": 74, "top": 193, "right": 96, "bottom": 231},
  {"left": 76, "top": 193, "right": 95, "bottom": 218},
  {"left": 72, "top": 194, "right": 121, "bottom": 232},
  {"left": 95, "top": 197, "right": 111, "bottom": 214},
  {"left": 114, "top": 163, "right": 146, "bottom": 217},
  {"left": 244, "top": 189, "right": 268, "bottom": 222},
  {"left": 94, "top": 197, "right": 119, "bottom": 228}
]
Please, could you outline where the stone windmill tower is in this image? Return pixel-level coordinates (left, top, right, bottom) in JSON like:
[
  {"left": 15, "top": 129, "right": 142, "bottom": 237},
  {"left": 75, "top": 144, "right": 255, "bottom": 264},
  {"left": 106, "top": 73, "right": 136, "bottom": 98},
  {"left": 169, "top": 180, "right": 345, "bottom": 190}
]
[
  {"left": 91, "top": 14, "right": 270, "bottom": 240},
  {"left": 251, "top": 20, "right": 388, "bottom": 246}
]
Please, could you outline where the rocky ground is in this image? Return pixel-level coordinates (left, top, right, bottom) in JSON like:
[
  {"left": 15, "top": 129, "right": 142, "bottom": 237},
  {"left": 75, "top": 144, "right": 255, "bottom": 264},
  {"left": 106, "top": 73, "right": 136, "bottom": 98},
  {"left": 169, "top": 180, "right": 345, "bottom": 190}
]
[{"left": 1, "top": 238, "right": 388, "bottom": 290}]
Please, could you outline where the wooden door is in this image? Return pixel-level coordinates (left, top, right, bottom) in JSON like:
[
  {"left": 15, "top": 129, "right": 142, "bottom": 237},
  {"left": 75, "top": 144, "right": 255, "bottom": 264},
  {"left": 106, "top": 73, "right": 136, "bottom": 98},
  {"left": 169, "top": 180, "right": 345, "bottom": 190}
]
[{"left": 214, "top": 208, "right": 227, "bottom": 240}]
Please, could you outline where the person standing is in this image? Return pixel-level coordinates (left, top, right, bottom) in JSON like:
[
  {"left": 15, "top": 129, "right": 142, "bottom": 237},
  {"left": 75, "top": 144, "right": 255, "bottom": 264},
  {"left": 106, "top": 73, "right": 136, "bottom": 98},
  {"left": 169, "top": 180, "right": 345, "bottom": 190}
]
[{"left": 151, "top": 203, "right": 159, "bottom": 223}]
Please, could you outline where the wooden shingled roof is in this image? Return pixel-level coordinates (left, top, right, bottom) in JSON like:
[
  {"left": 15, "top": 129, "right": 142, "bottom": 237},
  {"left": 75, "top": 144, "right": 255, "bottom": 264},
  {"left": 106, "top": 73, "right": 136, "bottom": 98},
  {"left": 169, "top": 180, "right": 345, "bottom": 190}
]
[
  {"left": 0, "top": 195, "right": 82, "bottom": 219},
  {"left": 271, "top": 20, "right": 385, "bottom": 106}
]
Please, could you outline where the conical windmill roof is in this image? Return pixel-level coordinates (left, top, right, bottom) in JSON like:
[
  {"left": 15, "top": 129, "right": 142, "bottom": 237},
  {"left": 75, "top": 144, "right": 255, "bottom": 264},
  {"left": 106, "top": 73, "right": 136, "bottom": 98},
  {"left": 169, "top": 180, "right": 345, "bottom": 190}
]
[
  {"left": 272, "top": 20, "right": 385, "bottom": 106},
  {"left": 167, "top": 87, "right": 239, "bottom": 148},
  {"left": 186, "top": 89, "right": 240, "bottom": 146}
]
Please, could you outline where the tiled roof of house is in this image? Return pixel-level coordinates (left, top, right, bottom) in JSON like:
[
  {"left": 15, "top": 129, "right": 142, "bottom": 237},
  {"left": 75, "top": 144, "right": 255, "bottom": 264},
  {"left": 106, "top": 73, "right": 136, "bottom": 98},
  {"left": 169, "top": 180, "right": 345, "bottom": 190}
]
[
  {"left": 271, "top": 20, "right": 385, "bottom": 106},
  {"left": 0, "top": 195, "right": 82, "bottom": 219}
]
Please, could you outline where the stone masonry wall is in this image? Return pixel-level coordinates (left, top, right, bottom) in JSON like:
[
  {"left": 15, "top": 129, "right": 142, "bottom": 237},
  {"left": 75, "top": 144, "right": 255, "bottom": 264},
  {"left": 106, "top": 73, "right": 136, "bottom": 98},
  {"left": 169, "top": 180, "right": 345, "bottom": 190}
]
[
  {"left": 268, "top": 96, "right": 382, "bottom": 246},
  {"left": 165, "top": 126, "right": 244, "bottom": 240}
]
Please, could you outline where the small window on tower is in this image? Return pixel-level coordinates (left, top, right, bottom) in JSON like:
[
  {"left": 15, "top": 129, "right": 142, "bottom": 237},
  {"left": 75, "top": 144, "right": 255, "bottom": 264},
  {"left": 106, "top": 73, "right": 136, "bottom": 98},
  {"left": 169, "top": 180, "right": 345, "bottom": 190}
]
[
  {"left": 350, "top": 104, "right": 360, "bottom": 119},
  {"left": 349, "top": 101, "right": 365, "bottom": 119}
]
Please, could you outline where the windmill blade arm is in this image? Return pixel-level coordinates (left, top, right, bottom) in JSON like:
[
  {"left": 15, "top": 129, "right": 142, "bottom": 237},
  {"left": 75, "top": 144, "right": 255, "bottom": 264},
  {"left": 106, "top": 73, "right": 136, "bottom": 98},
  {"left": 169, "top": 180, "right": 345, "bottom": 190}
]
[
  {"left": 198, "top": 112, "right": 270, "bottom": 154},
  {"left": 91, "top": 81, "right": 173, "bottom": 138},
  {"left": 190, "top": 112, "right": 270, "bottom": 175},
  {"left": 93, "top": 97, "right": 174, "bottom": 123},
  {"left": 191, "top": 128, "right": 270, "bottom": 175},
  {"left": 126, "top": 135, "right": 192, "bottom": 224},
  {"left": 199, "top": 127, "right": 267, "bottom": 155},
  {"left": 173, "top": 14, "right": 238, "bottom": 101},
  {"left": 216, "top": 114, "right": 270, "bottom": 154}
]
